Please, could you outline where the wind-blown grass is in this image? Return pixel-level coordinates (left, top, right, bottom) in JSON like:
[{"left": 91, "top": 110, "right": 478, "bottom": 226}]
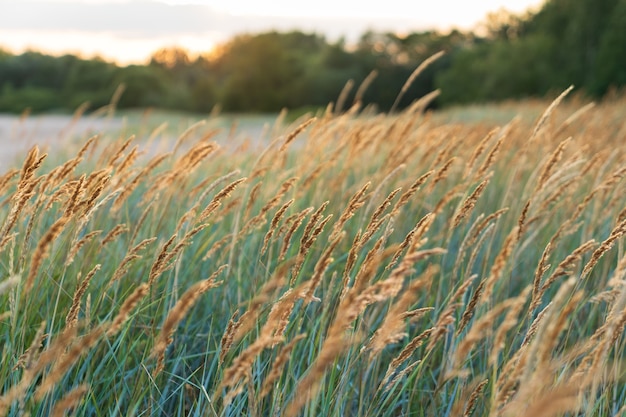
[{"left": 1, "top": 88, "right": 626, "bottom": 417}]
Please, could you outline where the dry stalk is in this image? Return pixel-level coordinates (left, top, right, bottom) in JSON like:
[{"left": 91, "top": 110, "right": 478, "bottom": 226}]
[
  {"left": 221, "top": 333, "right": 284, "bottom": 406},
  {"left": 383, "top": 328, "right": 433, "bottom": 385},
  {"left": 517, "top": 200, "right": 531, "bottom": 240},
  {"left": 390, "top": 171, "right": 433, "bottom": 217},
  {"left": 65, "top": 230, "right": 101, "bottom": 266},
  {"left": 198, "top": 177, "right": 247, "bottom": 221},
  {"left": 457, "top": 279, "right": 486, "bottom": 335},
  {"left": 582, "top": 218, "right": 626, "bottom": 279},
  {"left": 453, "top": 178, "right": 490, "bottom": 228},
  {"left": 330, "top": 183, "right": 370, "bottom": 239},
  {"left": 152, "top": 276, "right": 223, "bottom": 376},
  {"left": 429, "top": 275, "right": 477, "bottom": 351},
  {"left": 25, "top": 216, "right": 70, "bottom": 293},
  {"left": 383, "top": 360, "right": 421, "bottom": 393},
  {"left": 107, "top": 135, "right": 135, "bottom": 167},
  {"left": 108, "top": 283, "right": 150, "bottom": 336},
  {"left": 241, "top": 177, "right": 298, "bottom": 235},
  {"left": 34, "top": 325, "right": 105, "bottom": 401},
  {"left": 148, "top": 233, "right": 178, "bottom": 286},
  {"left": 428, "top": 157, "right": 456, "bottom": 192},
  {"left": 100, "top": 224, "right": 128, "bottom": 247},
  {"left": 259, "top": 333, "right": 307, "bottom": 398},
  {"left": 537, "top": 239, "right": 597, "bottom": 299},
  {"left": 489, "top": 286, "right": 532, "bottom": 366},
  {"left": 534, "top": 137, "right": 571, "bottom": 194},
  {"left": 0, "top": 274, "right": 20, "bottom": 296},
  {"left": 367, "top": 188, "right": 401, "bottom": 229},
  {"left": 279, "top": 118, "right": 317, "bottom": 152},
  {"left": 50, "top": 384, "right": 89, "bottom": 417},
  {"left": 243, "top": 181, "right": 263, "bottom": 219},
  {"left": 219, "top": 310, "right": 242, "bottom": 364},
  {"left": 335, "top": 79, "right": 354, "bottom": 114},
  {"left": 531, "top": 242, "right": 552, "bottom": 309},
  {"left": 529, "top": 85, "right": 574, "bottom": 142},
  {"left": 299, "top": 232, "right": 343, "bottom": 301},
  {"left": 479, "top": 227, "right": 519, "bottom": 305},
  {"left": 365, "top": 264, "right": 438, "bottom": 355},
  {"left": 109, "top": 237, "right": 157, "bottom": 286},
  {"left": 354, "top": 70, "right": 378, "bottom": 104},
  {"left": 13, "top": 320, "right": 47, "bottom": 371},
  {"left": 465, "top": 128, "right": 498, "bottom": 179},
  {"left": 476, "top": 136, "right": 504, "bottom": 179},
  {"left": 452, "top": 299, "right": 516, "bottom": 373},
  {"left": 231, "top": 262, "right": 292, "bottom": 344},
  {"left": 261, "top": 199, "right": 294, "bottom": 255},
  {"left": 64, "top": 174, "right": 85, "bottom": 217},
  {"left": 390, "top": 51, "right": 445, "bottom": 113},
  {"left": 279, "top": 207, "right": 313, "bottom": 260},
  {"left": 450, "top": 378, "right": 489, "bottom": 417},
  {"left": 65, "top": 264, "right": 101, "bottom": 328}
]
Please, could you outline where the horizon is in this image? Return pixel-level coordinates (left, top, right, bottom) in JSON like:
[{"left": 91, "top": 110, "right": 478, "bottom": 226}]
[{"left": 0, "top": 0, "right": 545, "bottom": 65}]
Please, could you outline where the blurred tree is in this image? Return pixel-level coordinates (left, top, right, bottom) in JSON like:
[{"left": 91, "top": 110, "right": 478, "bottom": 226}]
[
  {"left": 150, "top": 47, "right": 191, "bottom": 70},
  {"left": 63, "top": 57, "right": 117, "bottom": 109},
  {"left": 478, "top": 8, "right": 528, "bottom": 40},
  {"left": 0, "top": 52, "right": 66, "bottom": 90},
  {"left": 113, "top": 65, "right": 169, "bottom": 108},
  {"left": 1, "top": 0, "right": 626, "bottom": 114},
  {"left": 212, "top": 32, "right": 319, "bottom": 111},
  {"left": 593, "top": 0, "right": 626, "bottom": 95},
  {"left": 437, "top": 0, "right": 625, "bottom": 103},
  {"left": 525, "top": 0, "right": 620, "bottom": 90},
  {"left": 436, "top": 34, "right": 556, "bottom": 104}
]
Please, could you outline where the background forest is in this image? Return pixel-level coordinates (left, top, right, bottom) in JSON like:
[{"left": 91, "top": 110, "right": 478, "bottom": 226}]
[{"left": 1, "top": 0, "right": 625, "bottom": 113}]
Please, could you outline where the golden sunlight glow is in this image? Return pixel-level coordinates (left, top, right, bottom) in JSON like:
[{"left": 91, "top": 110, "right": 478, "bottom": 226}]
[
  {"left": 0, "top": 0, "right": 545, "bottom": 64},
  {"left": 0, "top": 30, "right": 221, "bottom": 65}
]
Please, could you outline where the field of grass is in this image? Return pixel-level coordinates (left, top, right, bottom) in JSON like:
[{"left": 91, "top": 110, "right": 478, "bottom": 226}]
[{"left": 1, "top": 89, "right": 626, "bottom": 417}]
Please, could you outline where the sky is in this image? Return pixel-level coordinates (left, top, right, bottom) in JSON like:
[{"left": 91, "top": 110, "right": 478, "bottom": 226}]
[{"left": 0, "top": 0, "right": 545, "bottom": 64}]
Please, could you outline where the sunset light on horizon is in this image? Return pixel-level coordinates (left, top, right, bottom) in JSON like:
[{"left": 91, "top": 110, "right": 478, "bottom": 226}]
[{"left": 0, "top": 0, "right": 546, "bottom": 64}]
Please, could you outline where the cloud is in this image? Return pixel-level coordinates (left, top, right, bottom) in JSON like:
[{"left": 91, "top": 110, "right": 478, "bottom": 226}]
[
  {"left": 0, "top": 0, "right": 429, "bottom": 40},
  {"left": 5, "top": 0, "right": 514, "bottom": 63},
  {"left": 1, "top": 1, "right": 227, "bottom": 37}
]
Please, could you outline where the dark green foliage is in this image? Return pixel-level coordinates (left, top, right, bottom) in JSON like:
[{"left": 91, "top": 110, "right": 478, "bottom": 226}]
[
  {"left": 594, "top": 0, "right": 626, "bottom": 95},
  {"left": 437, "top": 0, "right": 626, "bottom": 103},
  {"left": 437, "top": 35, "right": 557, "bottom": 104}
]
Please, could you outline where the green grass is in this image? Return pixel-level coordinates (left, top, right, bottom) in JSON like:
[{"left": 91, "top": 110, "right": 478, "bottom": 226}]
[{"left": 1, "top": 94, "right": 626, "bottom": 416}]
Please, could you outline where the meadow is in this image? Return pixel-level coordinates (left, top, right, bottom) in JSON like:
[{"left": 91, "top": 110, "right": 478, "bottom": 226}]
[{"left": 1, "top": 86, "right": 626, "bottom": 417}]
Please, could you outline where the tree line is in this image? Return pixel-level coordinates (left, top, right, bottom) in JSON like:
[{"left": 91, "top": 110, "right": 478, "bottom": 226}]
[{"left": 1, "top": 0, "right": 624, "bottom": 114}]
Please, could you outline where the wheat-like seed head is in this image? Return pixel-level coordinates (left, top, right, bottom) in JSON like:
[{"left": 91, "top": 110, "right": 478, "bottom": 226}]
[
  {"left": 279, "top": 117, "right": 317, "bottom": 152},
  {"left": 50, "top": 384, "right": 89, "bottom": 417},
  {"left": 152, "top": 276, "right": 223, "bottom": 376},
  {"left": 259, "top": 333, "right": 306, "bottom": 398},
  {"left": 25, "top": 216, "right": 70, "bottom": 294},
  {"left": 65, "top": 264, "right": 101, "bottom": 328},
  {"left": 453, "top": 178, "right": 490, "bottom": 228},
  {"left": 261, "top": 198, "right": 294, "bottom": 255},
  {"left": 34, "top": 324, "right": 105, "bottom": 401},
  {"left": 479, "top": 227, "right": 519, "bottom": 305},
  {"left": 365, "top": 264, "right": 437, "bottom": 356},
  {"left": 529, "top": 85, "right": 574, "bottom": 142}
]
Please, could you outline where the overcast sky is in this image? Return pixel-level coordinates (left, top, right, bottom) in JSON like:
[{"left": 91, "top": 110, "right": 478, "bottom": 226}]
[{"left": 0, "top": 0, "right": 545, "bottom": 64}]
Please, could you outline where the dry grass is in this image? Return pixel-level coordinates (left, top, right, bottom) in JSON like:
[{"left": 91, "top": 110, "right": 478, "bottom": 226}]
[{"left": 0, "top": 86, "right": 626, "bottom": 416}]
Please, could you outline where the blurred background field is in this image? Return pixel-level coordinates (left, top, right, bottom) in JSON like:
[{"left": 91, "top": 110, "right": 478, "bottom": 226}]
[{"left": 3, "top": 93, "right": 624, "bottom": 168}]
